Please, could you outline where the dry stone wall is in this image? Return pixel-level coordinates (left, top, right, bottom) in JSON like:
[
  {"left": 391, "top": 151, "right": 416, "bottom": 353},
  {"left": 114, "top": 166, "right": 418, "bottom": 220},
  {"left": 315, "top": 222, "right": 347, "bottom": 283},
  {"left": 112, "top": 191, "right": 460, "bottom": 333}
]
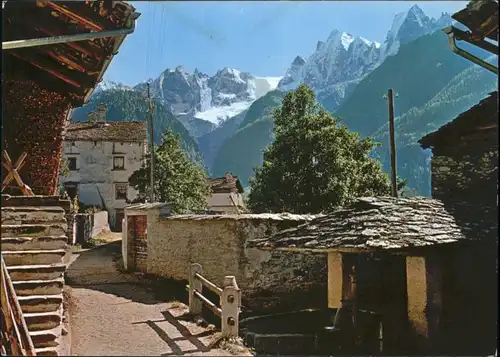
[{"left": 146, "top": 214, "right": 327, "bottom": 312}]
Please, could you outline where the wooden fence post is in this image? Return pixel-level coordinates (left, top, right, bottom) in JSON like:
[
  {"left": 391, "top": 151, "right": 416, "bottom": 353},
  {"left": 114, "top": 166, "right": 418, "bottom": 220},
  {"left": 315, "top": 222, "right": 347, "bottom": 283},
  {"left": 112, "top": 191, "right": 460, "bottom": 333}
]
[
  {"left": 221, "top": 275, "right": 240, "bottom": 338},
  {"left": 189, "top": 263, "right": 203, "bottom": 315}
]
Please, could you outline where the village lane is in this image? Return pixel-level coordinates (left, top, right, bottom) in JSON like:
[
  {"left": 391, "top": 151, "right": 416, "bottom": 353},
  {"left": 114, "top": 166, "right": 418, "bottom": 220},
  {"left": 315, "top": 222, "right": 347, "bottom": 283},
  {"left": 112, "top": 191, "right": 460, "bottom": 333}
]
[{"left": 65, "top": 234, "right": 243, "bottom": 356}]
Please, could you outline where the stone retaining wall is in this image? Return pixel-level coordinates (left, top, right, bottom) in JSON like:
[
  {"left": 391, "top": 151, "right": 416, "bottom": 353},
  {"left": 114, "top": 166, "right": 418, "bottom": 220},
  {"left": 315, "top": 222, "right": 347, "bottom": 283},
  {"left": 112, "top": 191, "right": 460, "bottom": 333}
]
[{"left": 142, "top": 213, "right": 327, "bottom": 312}]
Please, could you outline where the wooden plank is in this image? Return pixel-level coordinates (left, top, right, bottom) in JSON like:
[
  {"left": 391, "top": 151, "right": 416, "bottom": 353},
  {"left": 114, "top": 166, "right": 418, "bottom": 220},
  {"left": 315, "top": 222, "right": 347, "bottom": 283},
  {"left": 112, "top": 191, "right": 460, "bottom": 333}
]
[
  {"left": 1, "top": 257, "right": 36, "bottom": 356},
  {"left": 8, "top": 51, "right": 82, "bottom": 88},
  {"left": 2, "top": 151, "right": 34, "bottom": 196},
  {"left": 193, "top": 290, "right": 222, "bottom": 317},
  {"left": 43, "top": 1, "right": 104, "bottom": 31},
  {"left": 195, "top": 273, "right": 223, "bottom": 297}
]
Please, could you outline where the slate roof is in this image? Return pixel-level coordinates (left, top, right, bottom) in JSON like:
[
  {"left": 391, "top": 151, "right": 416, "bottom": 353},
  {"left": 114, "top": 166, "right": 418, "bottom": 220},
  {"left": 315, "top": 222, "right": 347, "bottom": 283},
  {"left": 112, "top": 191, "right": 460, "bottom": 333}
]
[
  {"left": 251, "top": 196, "right": 471, "bottom": 252},
  {"left": 65, "top": 121, "right": 148, "bottom": 142},
  {"left": 419, "top": 92, "right": 498, "bottom": 149},
  {"left": 207, "top": 173, "right": 245, "bottom": 193},
  {"left": 164, "top": 213, "right": 318, "bottom": 221}
]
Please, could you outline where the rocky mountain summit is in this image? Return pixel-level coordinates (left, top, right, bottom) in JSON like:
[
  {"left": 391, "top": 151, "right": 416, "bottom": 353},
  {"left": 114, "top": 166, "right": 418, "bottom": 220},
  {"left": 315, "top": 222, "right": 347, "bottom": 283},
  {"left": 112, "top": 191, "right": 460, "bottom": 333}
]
[
  {"left": 278, "top": 4, "right": 453, "bottom": 111},
  {"left": 134, "top": 66, "right": 281, "bottom": 130}
]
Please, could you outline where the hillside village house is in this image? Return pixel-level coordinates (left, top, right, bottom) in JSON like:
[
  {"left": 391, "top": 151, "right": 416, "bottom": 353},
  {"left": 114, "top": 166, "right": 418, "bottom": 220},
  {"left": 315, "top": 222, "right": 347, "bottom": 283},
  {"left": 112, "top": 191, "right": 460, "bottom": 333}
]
[
  {"left": 1, "top": 0, "right": 139, "bottom": 354},
  {"left": 206, "top": 172, "right": 246, "bottom": 213},
  {"left": 251, "top": 196, "right": 491, "bottom": 355},
  {"left": 60, "top": 104, "right": 148, "bottom": 231},
  {"left": 418, "top": 91, "right": 498, "bottom": 354}
]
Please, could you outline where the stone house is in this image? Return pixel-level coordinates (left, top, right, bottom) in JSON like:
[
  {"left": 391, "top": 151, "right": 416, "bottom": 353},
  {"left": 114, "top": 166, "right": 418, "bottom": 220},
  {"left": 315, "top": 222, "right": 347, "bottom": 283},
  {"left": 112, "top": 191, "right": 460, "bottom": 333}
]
[
  {"left": 1, "top": 1, "right": 139, "bottom": 355},
  {"left": 251, "top": 196, "right": 496, "bottom": 355},
  {"left": 206, "top": 172, "right": 246, "bottom": 213},
  {"left": 418, "top": 91, "right": 498, "bottom": 219},
  {"left": 417, "top": 91, "right": 498, "bottom": 354},
  {"left": 60, "top": 104, "right": 148, "bottom": 231}
]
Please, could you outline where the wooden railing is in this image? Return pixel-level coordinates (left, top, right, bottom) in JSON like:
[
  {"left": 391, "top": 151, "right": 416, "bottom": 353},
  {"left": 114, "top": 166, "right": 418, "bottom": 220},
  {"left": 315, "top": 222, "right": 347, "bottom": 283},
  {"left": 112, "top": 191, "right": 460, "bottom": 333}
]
[
  {"left": 1, "top": 255, "right": 36, "bottom": 356},
  {"left": 186, "top": 263, "right": 241, "bottom": 338}
]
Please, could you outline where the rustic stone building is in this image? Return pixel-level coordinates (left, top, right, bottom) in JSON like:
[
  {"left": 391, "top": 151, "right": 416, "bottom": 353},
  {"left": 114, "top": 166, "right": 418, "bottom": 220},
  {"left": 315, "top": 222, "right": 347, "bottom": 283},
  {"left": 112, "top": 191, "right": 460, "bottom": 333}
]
[
  {"left": 417, "top": 91, "right": 498, "bottom": 355},
  {"left": 252, "top": 196, "right": 496, "bottom": 355},
  {"left": 122, "top": 207, "right": 326, "bottom": 312},
  {"left": 419, "top": 91, "right": 498, "bottom": 213},
  {"left": 1, "top": 2, "right": 139, "bottom": 355},
  {"left": 206, "top": 172, "right": 246, "bottom": 213},
  {"left": 60, "top": 106, "right": 148, "bottom": 230}
]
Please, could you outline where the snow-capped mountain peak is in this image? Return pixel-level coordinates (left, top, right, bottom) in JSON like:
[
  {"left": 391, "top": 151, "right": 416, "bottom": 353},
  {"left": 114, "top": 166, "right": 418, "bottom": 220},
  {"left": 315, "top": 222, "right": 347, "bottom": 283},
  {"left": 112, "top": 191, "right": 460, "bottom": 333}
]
[
  {"left": 278, "top": 30, "right": 381, "bottom": 94},
  {"left": 341, "top": 32, "right": 355, "bottom": 50},
  {"left": 129, "top": 66, "right": 281, "bottom": 126},
  {"left": 380, "top": 4, "right": 451, "bottom": 61},
  {"left": 95, "top": 80, "right": 132, "bottom": 94}
]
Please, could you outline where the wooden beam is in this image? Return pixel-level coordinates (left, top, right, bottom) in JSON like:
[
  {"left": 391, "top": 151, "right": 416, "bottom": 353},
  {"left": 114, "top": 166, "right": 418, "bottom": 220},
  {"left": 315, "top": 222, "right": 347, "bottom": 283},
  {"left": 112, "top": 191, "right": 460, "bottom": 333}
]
[
  {"left": 43, "top": 1, "right": 103, "bottom": 32},
  {"left": 44, "top": 50, "right": 90, "bottom": 73},
  {"left": 8, "top": 51, "right": 83, "bottom": 88},
  {"left": 4, "top": 11, "right": 105, "bottom": 58},
  {"left": 2, "top": 151, "right": 34, "bottom": 196}
]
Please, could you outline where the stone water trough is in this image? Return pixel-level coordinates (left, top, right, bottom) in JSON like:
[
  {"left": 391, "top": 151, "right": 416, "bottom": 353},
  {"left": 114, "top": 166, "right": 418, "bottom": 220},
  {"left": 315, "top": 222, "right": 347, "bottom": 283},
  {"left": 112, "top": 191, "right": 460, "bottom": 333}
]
[{"left": 240, "top": 309, "right": 338, "bottom": 355}]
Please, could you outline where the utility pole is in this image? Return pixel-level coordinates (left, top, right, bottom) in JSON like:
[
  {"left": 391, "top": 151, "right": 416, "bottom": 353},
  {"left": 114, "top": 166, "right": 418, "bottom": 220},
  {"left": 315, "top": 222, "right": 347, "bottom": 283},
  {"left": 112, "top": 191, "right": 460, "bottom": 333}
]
[
  {"left": 387, "top": 88, "right": 398, "bottom": 198},
  {"left": 147, "top": 82, "right": 155, "bottom": 202}
]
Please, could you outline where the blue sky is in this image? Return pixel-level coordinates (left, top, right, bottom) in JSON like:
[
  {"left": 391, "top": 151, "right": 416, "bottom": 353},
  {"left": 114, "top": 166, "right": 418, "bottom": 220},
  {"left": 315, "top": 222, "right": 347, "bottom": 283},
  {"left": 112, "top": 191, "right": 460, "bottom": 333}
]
[{"left": 104, "top": 1, "right": 467, "bottom": 86}]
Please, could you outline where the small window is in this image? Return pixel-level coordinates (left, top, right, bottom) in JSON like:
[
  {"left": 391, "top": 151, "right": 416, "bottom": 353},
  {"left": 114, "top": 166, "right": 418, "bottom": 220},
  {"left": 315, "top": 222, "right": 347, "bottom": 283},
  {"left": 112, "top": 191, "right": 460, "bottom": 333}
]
[
  {"left": 115, "top": 183, "right": 128, "bottom": 200},
  {"left": 113, "top": 156, "right": 125, "bottom": 170},
  {"left": 68, "top": 158, "right": 77, "bottom": 171}
]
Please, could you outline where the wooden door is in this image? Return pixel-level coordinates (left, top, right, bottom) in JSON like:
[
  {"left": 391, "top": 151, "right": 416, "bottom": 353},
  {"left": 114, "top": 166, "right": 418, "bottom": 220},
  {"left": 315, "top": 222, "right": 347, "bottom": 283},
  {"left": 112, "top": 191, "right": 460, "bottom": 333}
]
[{"left": 132, "top": 215, "right": 147, "bottom": 273}]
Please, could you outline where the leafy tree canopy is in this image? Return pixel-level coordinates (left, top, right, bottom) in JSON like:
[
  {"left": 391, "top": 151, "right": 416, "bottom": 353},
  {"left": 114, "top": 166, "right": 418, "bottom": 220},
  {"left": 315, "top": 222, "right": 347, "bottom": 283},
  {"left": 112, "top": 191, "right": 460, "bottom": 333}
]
[
  {"left": 129, "top": 129, "right": 211, "bottom": 214},
  {"left": 248, "top": 84, "right": 395, "bottom": 214}
]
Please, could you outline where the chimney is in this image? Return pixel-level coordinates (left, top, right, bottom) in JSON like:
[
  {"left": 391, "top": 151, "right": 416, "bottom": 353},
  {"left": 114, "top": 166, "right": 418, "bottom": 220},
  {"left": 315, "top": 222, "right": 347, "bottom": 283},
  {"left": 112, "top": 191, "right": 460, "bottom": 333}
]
[
  {"left": 225, "top": 172, "right": 237, "bottom": 193},
  {"left": 97, "top": 103, "right": 107, "bottom": 123},
  {"left": 88, "top": 112, "right": 98, "bottom": 123}
]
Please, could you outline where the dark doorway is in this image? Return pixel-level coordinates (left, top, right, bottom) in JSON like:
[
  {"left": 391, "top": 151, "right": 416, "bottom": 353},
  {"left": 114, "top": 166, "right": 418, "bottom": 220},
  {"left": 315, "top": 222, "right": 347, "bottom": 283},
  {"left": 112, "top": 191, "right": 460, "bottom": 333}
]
[
  {"left": 115, "top": 210, "right": 124, "bottom": 232},
  {"left": 356, "top": 254, "right": 408, "bottom": 355},
  {"left": 64, "top": 183, "right": 78, "bottom": 200}
]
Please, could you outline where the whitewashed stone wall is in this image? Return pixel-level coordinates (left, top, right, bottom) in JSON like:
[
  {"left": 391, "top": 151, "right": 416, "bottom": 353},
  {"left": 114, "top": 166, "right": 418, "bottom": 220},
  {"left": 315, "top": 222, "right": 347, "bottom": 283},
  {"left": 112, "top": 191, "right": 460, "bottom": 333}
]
[{"left": 60, "top": 140, "right": 146, "bottom": 228}]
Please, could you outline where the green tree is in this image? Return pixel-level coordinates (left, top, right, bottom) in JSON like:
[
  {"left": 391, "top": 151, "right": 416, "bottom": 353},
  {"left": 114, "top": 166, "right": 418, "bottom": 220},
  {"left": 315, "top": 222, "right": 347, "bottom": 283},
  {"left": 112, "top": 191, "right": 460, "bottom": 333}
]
[
  {"left": 248, "top": 84, "right": 393, "bottom": 214},
  {"left": 129, "top": 129, "right": 211, "bottom": 214}
]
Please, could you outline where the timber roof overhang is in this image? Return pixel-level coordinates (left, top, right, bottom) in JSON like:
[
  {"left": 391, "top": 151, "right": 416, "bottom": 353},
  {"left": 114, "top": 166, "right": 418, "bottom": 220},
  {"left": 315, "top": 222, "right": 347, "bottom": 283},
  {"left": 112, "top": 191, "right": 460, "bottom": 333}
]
[
  {"left": 419, "top": 91, "right": 498, "bottom": 149},
  {"left": 452, "top": 0, "right": 499, "bottom": 42},
  {"left": 442, "top": 0, "right": 498, "bottom": 74},
  {"left": 250, "top": 197, "right": 474, "bottom": 254},
  {"left": 2, "top": 0, "right": 140, "bottom": 106}
]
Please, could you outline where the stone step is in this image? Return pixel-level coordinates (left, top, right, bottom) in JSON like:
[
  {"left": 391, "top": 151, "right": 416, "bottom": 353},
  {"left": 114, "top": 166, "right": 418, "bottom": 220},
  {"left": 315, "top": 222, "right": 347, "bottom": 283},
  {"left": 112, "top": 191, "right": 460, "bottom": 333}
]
[
  {"left": 1, "top": 206, "right": 66, "bottom": 226},
  {"left": 34, "top": 346, "right": 59, "bottom": 356},
  {"left": 2, "top": 236, "right": 68, "bottom": 251},
  {"left": 2, "top": 250, "right": 66, "bottom": 266},
  {"left": 1, "top": 195, "right": 71, "bottom": 212},
  {"left": 7, "top": 264, "right": 66, "bottom": 281},
  {"left": 13, "top": 278, "right": 64, "bottom": 297},
  {"left": 30, "top": 327, "right": 61, "bottom": 348},
  {"left": 18, "top": 294, "right": 63, "bottom": 314},
  {"left": 1, "top": 224, "right": 67, "bottom": 238},
  {"left": 25, "top": 310, "right": 63, "bottom": 332}
]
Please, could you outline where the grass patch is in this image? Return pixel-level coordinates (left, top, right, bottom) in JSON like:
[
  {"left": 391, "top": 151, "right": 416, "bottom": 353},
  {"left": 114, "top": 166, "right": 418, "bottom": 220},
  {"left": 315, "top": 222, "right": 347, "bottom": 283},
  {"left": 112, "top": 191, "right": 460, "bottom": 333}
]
[
  {"left": 70, "top": 244, "right": 84, "bottom": 253},
  {"left": 83, "top": 237, "right": 107, "bottom": 248}
]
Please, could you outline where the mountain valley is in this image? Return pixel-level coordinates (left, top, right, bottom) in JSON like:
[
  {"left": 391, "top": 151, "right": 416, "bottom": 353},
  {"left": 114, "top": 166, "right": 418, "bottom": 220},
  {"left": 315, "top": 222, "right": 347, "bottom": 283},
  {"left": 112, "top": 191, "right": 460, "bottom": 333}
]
[{"left": 72, "top": 4, "right": 496, "bottom": 195}]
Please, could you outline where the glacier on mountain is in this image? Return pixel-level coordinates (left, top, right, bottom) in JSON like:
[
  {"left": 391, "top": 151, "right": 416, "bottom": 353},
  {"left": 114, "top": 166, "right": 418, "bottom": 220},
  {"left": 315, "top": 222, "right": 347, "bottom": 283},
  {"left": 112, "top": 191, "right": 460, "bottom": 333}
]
[{"left": 277, "top": 4, "right": 453, "bottom": 111}]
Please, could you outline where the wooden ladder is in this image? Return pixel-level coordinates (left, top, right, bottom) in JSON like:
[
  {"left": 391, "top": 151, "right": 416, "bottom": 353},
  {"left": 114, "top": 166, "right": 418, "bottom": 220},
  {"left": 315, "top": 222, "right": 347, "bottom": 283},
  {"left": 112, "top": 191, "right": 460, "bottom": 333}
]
[{"left": 1, "top": 255, "right": 37, "bottom": 356}]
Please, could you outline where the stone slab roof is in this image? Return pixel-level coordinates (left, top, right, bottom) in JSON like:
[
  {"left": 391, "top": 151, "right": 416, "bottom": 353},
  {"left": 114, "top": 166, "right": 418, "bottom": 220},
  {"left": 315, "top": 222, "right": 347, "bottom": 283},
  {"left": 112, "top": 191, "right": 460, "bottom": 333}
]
[
  {"left": 251, "top": 197, "right": 471, "bottom": 252},
  {"left": 419, "top": 92, "right": 498, "bottom": 149},
  {"left": 207, "top": 173, "right": 245, "bottom": 193},
  {"left": 65, "top": 121, "right": 148, "bottom": 142},
  {"left": 163, "top": 213, "right": 318, "bottom": 221},
  {"left": 125, "top": 202, "right": 172, "bottom": 211}
]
